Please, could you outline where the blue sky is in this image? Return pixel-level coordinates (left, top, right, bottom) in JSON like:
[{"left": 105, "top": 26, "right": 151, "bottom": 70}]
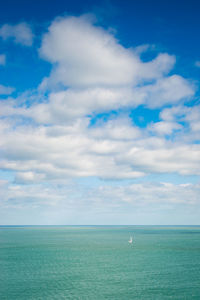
[{"left": 0, "top": 0, "right": 200, "bottom": 225}]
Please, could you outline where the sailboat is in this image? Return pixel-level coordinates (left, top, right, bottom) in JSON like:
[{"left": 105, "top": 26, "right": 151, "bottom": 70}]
[{"left": 128, "top": 236, "right": 133, "bottom": 244}]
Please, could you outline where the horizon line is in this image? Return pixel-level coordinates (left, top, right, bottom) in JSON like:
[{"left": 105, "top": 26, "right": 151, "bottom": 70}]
[{"left": 0, "top": 224, "right": 200, "bottom": 227}]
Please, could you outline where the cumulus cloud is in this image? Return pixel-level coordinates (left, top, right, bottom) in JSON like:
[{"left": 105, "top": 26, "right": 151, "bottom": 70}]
[
  {"left": 40, "top": 15, "right": 177, "bottom": 89},
  {"left": 160, "top": 105, "right": 200, "bottom": 141},
  {"left": 0, "top": 22, "right": 33, "bottom": 46},
  {"left": 36, "top": 76, "right": 194, "bottom": 123},
  {"left": 124, "top": 144, "right": 200, "bottom": 175},
  {"left": 137, "top": 53, "right": 176, "bottom": 80},
  {"left": 0, "top": 14, "right": 199, "bottom": 225},
  {"left": 28, "top": 87, "right": 144, "bottom": 124},
  {"left": 90, "top": 116, "right": 141, "bottom": 140},
  {"left": 40, "top": 15, "right": 137, "bottom": 88},
  {"left": 1, "top": 13, "right": 190, "bottom": 190},
  {"left": 143, "top": 75, "right": 194, "bottom": 108},
  {"left": 0, "top": 84, "right": 15, "bottom": 95},
  {"left": 36, "top": 14, "right": 195, "bottom": 122},
  {"left": 0, "top": 119, "right": 145, "bottom": 180},
  {"left": 0, "top": 113, "right": 200, "bottom": 181},
  {"left": 184, "top": 105, "right": 200, "bottom": 132},
  {"left": 148, "top": 121, "right": 182, "bottom": 135}
]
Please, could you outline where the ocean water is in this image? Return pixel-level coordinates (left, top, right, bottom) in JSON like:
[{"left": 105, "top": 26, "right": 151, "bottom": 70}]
[{"left": 0, "top": 226, "right": 200, "bottom": 299}]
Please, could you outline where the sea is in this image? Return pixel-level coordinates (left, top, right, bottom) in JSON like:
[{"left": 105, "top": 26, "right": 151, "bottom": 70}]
[{"left": 0, "top": 226, "right": 200, "bottom": 299}]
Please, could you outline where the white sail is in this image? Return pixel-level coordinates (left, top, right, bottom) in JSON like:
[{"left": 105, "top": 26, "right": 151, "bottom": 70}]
[{"left": 128, "top": 236, "right": 133, "bottom": 243}]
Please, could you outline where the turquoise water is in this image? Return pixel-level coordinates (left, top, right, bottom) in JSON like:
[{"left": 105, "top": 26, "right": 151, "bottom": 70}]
[{"left": 0, "top": 226, "right": 200, "bottom": 299}]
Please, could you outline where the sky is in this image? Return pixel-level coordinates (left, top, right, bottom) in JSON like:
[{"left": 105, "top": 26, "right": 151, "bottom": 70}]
[{"left": 0, "top": 0, "right": 200, "bottom": 225}]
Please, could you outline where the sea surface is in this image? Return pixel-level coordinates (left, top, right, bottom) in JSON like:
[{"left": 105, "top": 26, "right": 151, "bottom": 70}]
[{"left": 0, "top": 226, "right": 200, "bottom": 299}]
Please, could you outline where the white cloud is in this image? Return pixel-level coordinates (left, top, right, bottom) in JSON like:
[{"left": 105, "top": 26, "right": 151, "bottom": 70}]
[
  {"left": 137, "top": 53, "right": 176, "bottom": 80},
  {"left": 36, "top": 15, "right": 195, "bottom": 121},
  {"left": 0, "top": 14, "right": 199, "bottom": 225},
  {"left": 15, "top": 171, "right": 46, "bottom": 184},
  {"left": 97, "top": 182, "right": 200, "bottom": 205},
  {"left": 148, "top": 121, "right": 182, "bottom": 135},
  {"left": 29, "top": 87, "right": 143, "bottom": 124},
  {"left": 0, "top": 180, "right": 199, "bottom": 225},
  {"left": 143, "top": 75, "right": 194, "bottom": 108},
  {"left": 184, "top": 105, "right": 200, "bottom": 130},
  {"left": 0, "top": 15, "right": 198, "bottom": 183},
  {"left": 0, "top": 119, "right": 145, "bottom": 180},
  {"left": 0, "top": 54, "right": 6, "bottom": 65},
  {"left": 27, "top": 78, "right": 194, "bottom": 124},
  {"left": 40, "top": 15, "right": 177, "bottom": 89},
  {"left": 124, "top": 144, "right": 200, "bottom": 175},
  {"left": 160, "top": 105, "right": 187, "bottom": 122},
  {"left": 90, "top": 116, "right": 141, "bottom": 140},
  {"left": 159, "top": 105, "right": 200, "bottom": 142},
  {"left": 0, "top": 113, "right": 200, "bottom": 181},
  {"left": 0, "top": 22, "right": 33, "bottom": 46},
  {"left": 40, "top": 15, "right": 137, "bottom": 88},
  {"left": 0, "top": 84, "right": 15, "bottom": 95}
]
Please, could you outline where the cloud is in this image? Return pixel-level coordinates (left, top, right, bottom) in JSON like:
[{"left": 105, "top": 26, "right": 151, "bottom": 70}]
[
  {"left": 28, "top": 87, "right": 143, "bottom": 124},
  {"left": 40, "top": 15, "right": 176, "bottom": 89},
  {"left": 96, "top": 182, "right": 200, "bottom": 205},
  {"left": 0, "top": 54, "right": 6, "bottom": 65},
  {"left": 15, "top": 171, "right": 45, "bottom": 184},
  {"left": 160, "top": 105, "right": 187, "bottom": 122},
  {"left": 30, "top": 77, "right": 194, "bottom": 124},
  {"left": 2, "top": 181, "right": 200, "bottom": 206},
  {"left": 137, "top": 53, "right": 176, "bottom": 80},
  {"left": 124, "top": 144, "right": 200, "bottom": 175},
  {"left": 90, "top": 116, "right": 141, "bottom": 140},
  {"left": 160, "top": 105, "right": 200, "bottom": 140},
  {"left": 0, "top": 118, "right": 145, "bottom": 180},
  {"left": 0, "top": 22, "right": 33, "bottom": 46},
  {"left": 40, "top": 15, "right": 137, "bottom": 88},
  {"left": 24, "top": 78, "right": 195, "bottom": 124},
  {"left": 0, "top": 180, "right": 199, "bottom": 224},
  {"left": 183, "top": 105, "right": 200, "bottom": 132},
  {"left": 0, "top": 15, "right": 198, "bottom": 183},
  {"left": 148, "top": 121, "right": 182, "bottom": 135},
  {"left": 0, "top": 84, "right": 15, "bottom": 95},
  {"left": 0, "top": 14, "right": 199, "bottom": 225},
  {"left": 143, "top": 75, "right": 194, "bottom": 108},
  {"left": 36, "top": 14, "right": 195, "bottom": 121},
  {"left": 0, "top": 112, "right": 200, "bottom": 181}
]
